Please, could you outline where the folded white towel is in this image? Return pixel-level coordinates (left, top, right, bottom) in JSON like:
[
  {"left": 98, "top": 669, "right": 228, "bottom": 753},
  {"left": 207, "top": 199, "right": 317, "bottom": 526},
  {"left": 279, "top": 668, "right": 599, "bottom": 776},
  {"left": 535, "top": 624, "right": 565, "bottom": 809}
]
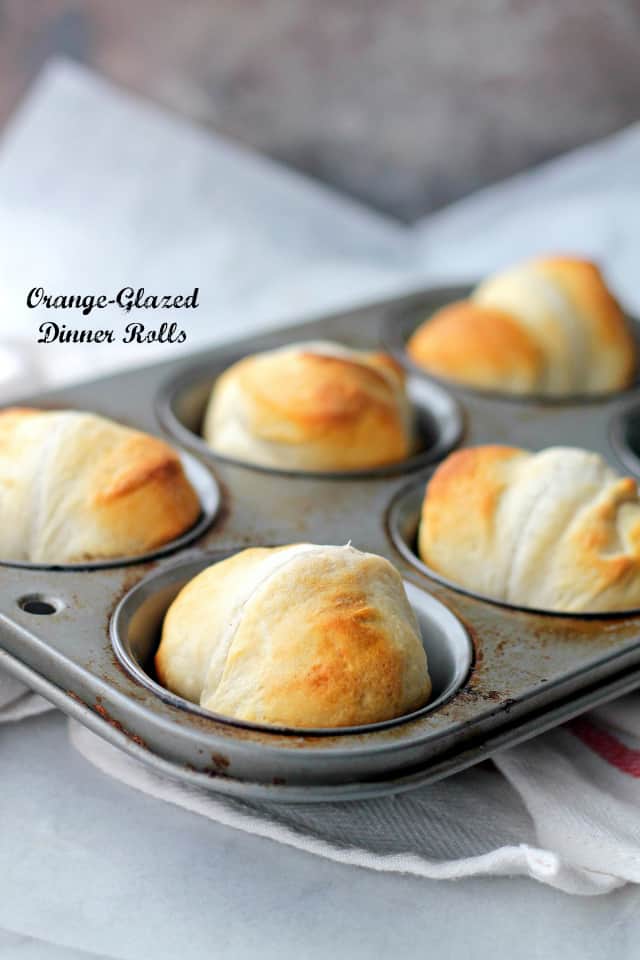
[
  {"left": 70, "top": 697, "right": 640, "bottom": 896},
  {"left": 0, "top": 670, "right": 49, "bottom": 722}
]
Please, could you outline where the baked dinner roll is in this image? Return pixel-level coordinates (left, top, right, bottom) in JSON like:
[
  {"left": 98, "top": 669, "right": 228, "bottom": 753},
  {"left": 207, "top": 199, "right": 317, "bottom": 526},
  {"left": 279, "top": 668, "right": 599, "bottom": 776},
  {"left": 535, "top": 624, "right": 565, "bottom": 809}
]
[
  {"left": 156, "top": 544, "right": 431, "bottom": 728},
  {"left": 407, "top": 256, "right": 635, "bottom": 395},
  {"left": 0, "top": 408, "right": 200, "bottom": 564},
  {"left": 202, "top": 341, "right": 414, "bottom": 470},
  {"left": 419, "top": 445, "right": 640, "bottom": 613}
]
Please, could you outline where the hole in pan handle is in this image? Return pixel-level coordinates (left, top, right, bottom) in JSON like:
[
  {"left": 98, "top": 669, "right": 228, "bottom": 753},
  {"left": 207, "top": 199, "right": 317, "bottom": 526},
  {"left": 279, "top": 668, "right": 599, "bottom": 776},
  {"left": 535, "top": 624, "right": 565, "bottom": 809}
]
[{"left": 18, "top": 594, "right": 61, "bottom": 616}]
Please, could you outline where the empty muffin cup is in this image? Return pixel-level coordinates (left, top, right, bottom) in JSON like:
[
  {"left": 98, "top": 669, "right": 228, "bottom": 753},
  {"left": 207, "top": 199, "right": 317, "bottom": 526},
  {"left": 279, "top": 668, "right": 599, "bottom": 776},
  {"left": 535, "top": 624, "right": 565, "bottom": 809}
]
[
  {"left": 155, "top": 354, "right": 463, "bottom": 479},
  {"left": 110, "top": 547, "right": 473, "bottom": 735}
]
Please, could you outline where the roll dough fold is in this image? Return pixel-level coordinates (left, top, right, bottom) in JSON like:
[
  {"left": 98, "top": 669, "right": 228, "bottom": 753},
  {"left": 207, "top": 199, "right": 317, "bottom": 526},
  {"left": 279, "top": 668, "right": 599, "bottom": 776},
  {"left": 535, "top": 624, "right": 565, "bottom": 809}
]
[
  {"left": 408, "top": 257, "right": 635, "bottom": 395},
  {"left": 0, "top": 407, "right": 200, "bottom": 563},
  {"left": 419, "top": 445, "right": 640, "bottom": 612},
  {"left": 156, "top": 543, "right": 431, "bottom": 727},
  {"left": 203, "top": 341, "right": 414, "bottom": 470}
]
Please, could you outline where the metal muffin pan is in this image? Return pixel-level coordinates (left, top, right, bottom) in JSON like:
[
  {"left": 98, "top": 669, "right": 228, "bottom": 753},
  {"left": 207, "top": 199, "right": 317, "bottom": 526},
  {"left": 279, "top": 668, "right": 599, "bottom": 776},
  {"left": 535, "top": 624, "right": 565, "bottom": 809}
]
[{"left": 3, "top": 286, "right": 640, "bottom": 803}]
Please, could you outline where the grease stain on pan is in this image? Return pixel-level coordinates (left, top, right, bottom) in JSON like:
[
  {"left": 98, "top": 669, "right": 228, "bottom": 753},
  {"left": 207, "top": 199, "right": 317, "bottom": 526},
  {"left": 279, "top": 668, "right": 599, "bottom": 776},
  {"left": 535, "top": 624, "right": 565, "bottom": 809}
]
[
  {"left": 184, "top": 763, "right": 225, "bottom": 780},
  {"left": 211, "top": 752, "right": 230, "bottom": 771},
  {"left": 93, "top": 696, "right": 147, "bottom": 749},
  {"left": 65, "top": 689, "right": 148, "bottom": 749}
]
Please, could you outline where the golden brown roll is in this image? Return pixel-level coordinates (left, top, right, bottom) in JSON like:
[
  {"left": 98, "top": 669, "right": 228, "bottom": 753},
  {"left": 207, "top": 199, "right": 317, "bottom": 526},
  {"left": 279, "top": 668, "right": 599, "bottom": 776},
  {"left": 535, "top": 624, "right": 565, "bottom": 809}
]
[
  {"left": 0, "top": 408, "right": 200, "bottom": 563},
  {"left": 156, "top": 543, "right": 431, "bottom": 728},
  {"left": 202, "top": 341, "right": 414, "bottom": 470},
  {"left": 407, "top": 256, "right": 636, "bottom": 395},
  {"left": 418, "top": 445, "right": 640, "bottom": 613}
]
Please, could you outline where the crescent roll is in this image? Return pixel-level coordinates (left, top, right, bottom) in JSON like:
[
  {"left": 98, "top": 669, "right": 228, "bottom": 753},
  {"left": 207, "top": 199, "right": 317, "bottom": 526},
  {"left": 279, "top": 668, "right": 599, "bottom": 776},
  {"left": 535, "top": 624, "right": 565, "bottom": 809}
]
[
  {"left": 156, "top": 544, "right": 431, "bottom": 728},
  {"left": 419, "top": 445, "right": 640, "bottom": 613},
  {"left": 0, "top": 407, "right": 200, "bottom": 564},
  {"left": 407, "top": 257, "right": 636, "bottom": 395},
  {"left": 202, "top": 341, "right": 414, "bottom": 470}
]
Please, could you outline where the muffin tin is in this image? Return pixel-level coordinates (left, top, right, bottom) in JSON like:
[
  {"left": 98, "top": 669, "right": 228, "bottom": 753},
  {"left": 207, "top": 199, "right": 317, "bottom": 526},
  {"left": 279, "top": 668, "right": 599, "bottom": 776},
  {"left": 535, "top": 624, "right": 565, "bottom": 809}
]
[{"left": 2, "top": 284, "right": 640, "bottom": 803}]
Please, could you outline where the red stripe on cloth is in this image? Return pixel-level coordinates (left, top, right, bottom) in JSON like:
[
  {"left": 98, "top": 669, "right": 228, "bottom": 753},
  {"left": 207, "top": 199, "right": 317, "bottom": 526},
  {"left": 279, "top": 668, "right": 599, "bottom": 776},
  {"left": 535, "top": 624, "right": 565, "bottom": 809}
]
[{"left": 569, "top": 717, "right": 640, "bottom": 777}]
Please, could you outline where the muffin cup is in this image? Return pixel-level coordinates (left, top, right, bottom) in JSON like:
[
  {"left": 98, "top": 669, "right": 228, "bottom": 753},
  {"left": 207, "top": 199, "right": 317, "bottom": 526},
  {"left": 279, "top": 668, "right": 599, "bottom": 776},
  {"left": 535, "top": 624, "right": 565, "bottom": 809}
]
[
  {"left": 382, "top": 285, "right": 640, "bottom": 405},
  {"left": 0, "top": 451, "right": 221, "bottom": 572},
  {"left": 110, "top": 547, "right": 473, "bottom": 736},
  {"left": 610, "top": 401, "right": 640, "bottom": 478},
  {"left": 155, "top": 354, "right": 463, "bottom": 479},
  {"left": 387, "top": 474, "right": 640, "bottom": 618}
]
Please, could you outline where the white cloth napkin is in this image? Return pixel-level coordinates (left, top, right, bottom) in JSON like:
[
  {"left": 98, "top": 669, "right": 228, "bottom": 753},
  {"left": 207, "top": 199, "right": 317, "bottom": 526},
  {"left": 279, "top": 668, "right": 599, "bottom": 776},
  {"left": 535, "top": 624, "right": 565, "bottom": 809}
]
[
  {"left": 2, "top": 59, "right": 640, "bottom": 896},
  {"left": 0, "top": 347, "right": 49, "bottom": 721},
  {"left": 0, "top": 670, "right": 49, "bottom": 722},
  {"left": 70, "top": 698, "right": 640, "bottom": 896}
]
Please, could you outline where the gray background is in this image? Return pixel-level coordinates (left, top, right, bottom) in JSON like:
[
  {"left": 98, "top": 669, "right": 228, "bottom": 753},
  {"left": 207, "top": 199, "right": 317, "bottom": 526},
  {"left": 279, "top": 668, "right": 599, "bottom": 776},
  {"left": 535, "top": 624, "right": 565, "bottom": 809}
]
[{"left": 2, "top": 0, "right": 640, "bottom": 219}]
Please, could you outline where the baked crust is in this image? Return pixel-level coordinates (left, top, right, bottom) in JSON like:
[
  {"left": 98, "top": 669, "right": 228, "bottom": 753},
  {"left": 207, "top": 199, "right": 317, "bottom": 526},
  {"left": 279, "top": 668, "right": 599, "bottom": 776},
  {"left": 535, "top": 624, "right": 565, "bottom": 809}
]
[
  {"left": 533, "top": 256, "right": 636, "bottom": 390},
  {"left": 419, "top": 445, "right": 640, "bottom": 612},
  {"left": 203, "top": 342, "right": 413, "bottom": 470},
  {"left": 407, "top": 301, "right": 543, "bottom": 393},
  {"left": 0, "top": 407, "right": 200, "bottom": 563},
  {"left": 407, "top": 256, "right": 636, "bottom": 395},
  {"left": 156, "top": 544, "right": 432, "bottom": 728}
]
